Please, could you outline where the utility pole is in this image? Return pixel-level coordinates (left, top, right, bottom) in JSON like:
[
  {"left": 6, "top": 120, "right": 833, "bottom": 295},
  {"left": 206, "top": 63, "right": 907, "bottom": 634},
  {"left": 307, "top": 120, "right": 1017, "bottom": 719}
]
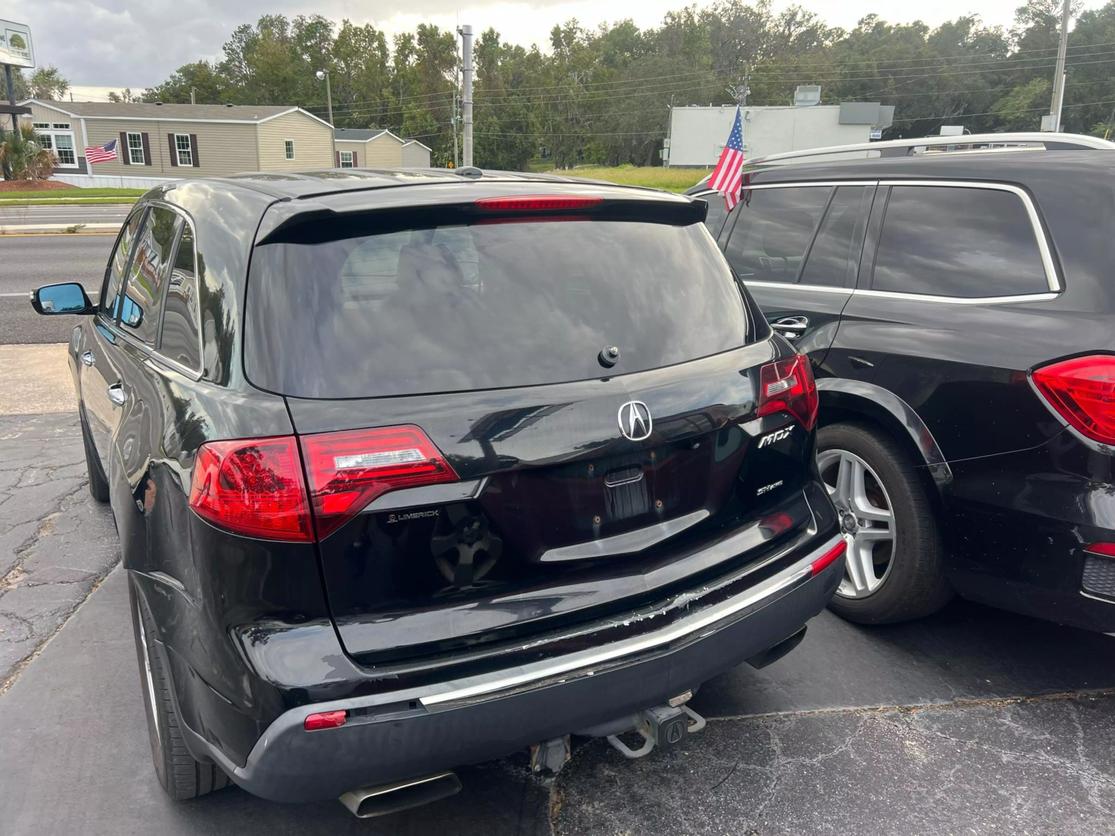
[
  {"left": 1047, "top": 0, "right": 1071, "bottom": 131},
  {"left": 458, "top": 24, "right": 474, "bottom": 167},
  {"left": 452, "top": 89, "right": 459, "bottom": 168},
  {"left": 190, "top": 86, "right": 196, "bottom": 105}
]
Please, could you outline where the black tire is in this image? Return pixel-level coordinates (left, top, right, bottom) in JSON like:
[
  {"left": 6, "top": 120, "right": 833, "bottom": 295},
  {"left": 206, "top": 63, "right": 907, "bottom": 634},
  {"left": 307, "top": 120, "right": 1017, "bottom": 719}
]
[
  {"left": 79, "top": 409, "right": 110, "bottom": 503},
  {"left": 128, "top": 582, "right": 230, "bottom": 801},
  {"left": 817, "top": 422, "right": 953, "bottom": 624}
]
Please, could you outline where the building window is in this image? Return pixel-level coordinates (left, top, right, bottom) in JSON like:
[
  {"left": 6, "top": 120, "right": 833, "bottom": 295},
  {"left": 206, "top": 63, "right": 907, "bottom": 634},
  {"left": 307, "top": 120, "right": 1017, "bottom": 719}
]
[
  {"left": 174, "top": 133, "right": 193, "bottom": 167},
  {"left": 339, "top": 150, "right": 354, "bottom": 168},
  {"left": 126, "top": 132, "right": 145, "bottom": 165},
  {"left": 32, "top": 124, "right": 78, "bottom": 168},
  {"left": 284, "top": 139, "right": 295, "bottom": 160}
]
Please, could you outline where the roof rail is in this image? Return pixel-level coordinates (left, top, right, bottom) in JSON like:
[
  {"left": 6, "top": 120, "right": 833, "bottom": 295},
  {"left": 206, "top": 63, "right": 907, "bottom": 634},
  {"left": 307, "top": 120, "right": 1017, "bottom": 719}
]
[{"left": 748, "top": 132, "right": 1115, "bottom": 167}]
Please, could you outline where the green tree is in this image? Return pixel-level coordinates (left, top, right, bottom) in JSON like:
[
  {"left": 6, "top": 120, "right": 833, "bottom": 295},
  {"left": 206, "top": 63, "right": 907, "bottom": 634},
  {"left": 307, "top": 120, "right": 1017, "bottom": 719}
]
[{"left": 27, "top": 66, "right": 69, "bottom": 100}]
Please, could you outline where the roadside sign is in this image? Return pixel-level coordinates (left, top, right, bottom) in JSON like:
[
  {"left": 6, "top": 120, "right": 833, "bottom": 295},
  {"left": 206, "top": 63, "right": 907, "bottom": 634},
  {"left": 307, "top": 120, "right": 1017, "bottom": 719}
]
[{"left": 0, "top": 20, "right": 34, "bottom": 69}]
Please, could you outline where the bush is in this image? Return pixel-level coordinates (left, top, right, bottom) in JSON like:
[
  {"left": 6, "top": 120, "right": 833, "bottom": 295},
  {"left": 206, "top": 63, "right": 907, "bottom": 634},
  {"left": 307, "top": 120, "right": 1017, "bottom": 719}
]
[{"left": 0, "top": 124, "right": 56, "bottom": 180}]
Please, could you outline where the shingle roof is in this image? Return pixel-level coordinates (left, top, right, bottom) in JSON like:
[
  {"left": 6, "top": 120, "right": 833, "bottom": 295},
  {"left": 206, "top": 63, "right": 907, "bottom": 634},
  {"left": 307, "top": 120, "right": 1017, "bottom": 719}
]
[
  {"left": 24, "top": 100, "right": 303, "bottom": 122},
  {"left": 334, "top": 128, "right": 389, "bottom": 141}
]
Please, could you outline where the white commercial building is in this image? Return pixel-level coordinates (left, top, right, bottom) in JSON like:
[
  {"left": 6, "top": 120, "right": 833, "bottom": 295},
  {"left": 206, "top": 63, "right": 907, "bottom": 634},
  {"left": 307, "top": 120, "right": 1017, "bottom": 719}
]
[{"left": 664, "top": 100, "right": 895, "bottom": 167}]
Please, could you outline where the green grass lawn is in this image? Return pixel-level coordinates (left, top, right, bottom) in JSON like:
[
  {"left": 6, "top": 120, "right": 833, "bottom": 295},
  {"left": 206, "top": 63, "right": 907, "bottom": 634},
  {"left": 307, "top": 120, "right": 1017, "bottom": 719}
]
[
  {"left": 0, "top": 187, "right": 145, "bottom": 205},
  {"left": 549, "top": 165, "right": 710, "bottom": 193}
]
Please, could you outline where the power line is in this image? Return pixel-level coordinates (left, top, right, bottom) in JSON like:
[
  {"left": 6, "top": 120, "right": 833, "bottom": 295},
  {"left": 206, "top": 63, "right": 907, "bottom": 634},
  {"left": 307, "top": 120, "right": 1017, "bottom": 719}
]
[{"left": 890, "top": 94, "right": 1115, "bottom": 124}]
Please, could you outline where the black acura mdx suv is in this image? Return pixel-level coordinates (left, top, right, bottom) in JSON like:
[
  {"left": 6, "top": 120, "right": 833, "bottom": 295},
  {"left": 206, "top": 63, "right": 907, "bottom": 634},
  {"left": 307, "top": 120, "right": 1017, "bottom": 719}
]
[
  {"left": 33, "top": 169, "right": 843, "bottom": 814},
  {"left": 691, "top": 132, "right": 1115, "bottom": 634}
]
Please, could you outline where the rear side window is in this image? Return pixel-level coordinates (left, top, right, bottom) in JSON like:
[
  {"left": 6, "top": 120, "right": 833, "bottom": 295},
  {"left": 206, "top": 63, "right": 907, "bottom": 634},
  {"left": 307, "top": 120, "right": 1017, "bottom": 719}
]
[
  {"left": 159, "top": 223, "right": 201, "bottom": 371},
  {"left": 101, "top": 209, "right": 145, "bottom": 319},
  {"left": 246, "top": 220, "right": 749, "bottom": 399},
  {"left": 799, "top": 186, "right": 873, "bottom": 288},
  {"left": 119, "top": 206, "right": 179, "bottom": 343},
  {"left": 723, "top": 186, "right": 831, "bottom": 283},
  {"left": 871, "top": 186, "right": 1050, "bottom": 298}
]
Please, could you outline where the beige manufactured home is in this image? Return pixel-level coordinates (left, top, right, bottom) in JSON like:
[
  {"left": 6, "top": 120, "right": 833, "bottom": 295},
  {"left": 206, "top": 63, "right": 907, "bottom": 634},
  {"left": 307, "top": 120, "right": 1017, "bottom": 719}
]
[
  {"left": 334, "top": 128, "right": 432, "bottom": 169},
  {"left": 19, "top": 99, "right": 334, "bottom": 179}
]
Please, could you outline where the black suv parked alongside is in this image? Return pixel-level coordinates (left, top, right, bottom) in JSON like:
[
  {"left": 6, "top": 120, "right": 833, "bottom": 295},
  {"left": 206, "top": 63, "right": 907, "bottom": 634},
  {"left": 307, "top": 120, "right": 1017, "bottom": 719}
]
[
  {"left": 32, "top": 170, "right": 844, "bottom": 814},
  {"left": 691, "top": 132, "right": 1115, "bottom": 633}
]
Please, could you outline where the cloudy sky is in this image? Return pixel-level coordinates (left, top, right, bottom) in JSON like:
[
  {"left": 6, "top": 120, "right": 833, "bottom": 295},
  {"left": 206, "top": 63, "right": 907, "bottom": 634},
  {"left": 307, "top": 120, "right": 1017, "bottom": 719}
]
[{"left": 7, "top": 0, "right": 1110, "bottom": 90}]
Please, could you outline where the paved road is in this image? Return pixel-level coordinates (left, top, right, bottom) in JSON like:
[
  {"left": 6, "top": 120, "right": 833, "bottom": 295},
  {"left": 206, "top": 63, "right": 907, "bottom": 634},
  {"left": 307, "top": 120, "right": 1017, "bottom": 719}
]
[
  {"left": 0, "top": 235, "right": 113, "bottom": 344},
  {"left": 2, "top": 347, "right": 1115, "bottom": 833},
  {"left": 0, "top": 203, "right": 132, "bottom": 227}
]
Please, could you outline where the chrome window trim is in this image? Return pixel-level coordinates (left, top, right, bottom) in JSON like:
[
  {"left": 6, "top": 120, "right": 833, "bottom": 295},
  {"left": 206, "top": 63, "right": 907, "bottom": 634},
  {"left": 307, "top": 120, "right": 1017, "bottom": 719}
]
[
  {"left": 107, "top": 199, "right": 204, "bottom": 381},
  {"left": 735, "top": 179, "right": 1061, "bottom": 303},
  {"left": 740, "top": 180, "right": 880, "bottom": 190},
  {"left": 877, "top": 180, "right": 1061, "bottom": 294}
]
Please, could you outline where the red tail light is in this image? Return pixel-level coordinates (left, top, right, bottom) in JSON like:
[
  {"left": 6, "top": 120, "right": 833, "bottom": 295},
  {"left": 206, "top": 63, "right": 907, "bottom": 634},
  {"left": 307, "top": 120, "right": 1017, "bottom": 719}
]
[
  {"left": 757, "top": 354, "right": 819, "bottom": 431},
  {"left": 189, "top": 426, "right": 457, "bottom": 542},
  {"left": 304, "top": 709, "right": 347, "bottom": 731},
  {"left": 1032, "top": 354, "right": 1115, "bottom": 445},
  {"left": 188, "top": 436, "right": 313, "bottom": 542},
  {"left": 1085, "top": 542, "right": 1115, "bottom": 557},
  {"left": 474, "top": 195, "right": 603, "bottom": 213},
  {"left": 300, "top": 425, "right": 458, "bottom": 540}
]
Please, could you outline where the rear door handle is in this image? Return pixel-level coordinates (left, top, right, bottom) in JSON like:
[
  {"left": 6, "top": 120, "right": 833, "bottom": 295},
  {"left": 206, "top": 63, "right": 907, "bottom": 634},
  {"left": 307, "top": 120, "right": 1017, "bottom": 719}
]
[
  {"left": 80, "top": 351, "right": 95, "bottom": 367},
  {"left": 107, "top": 384, "right": 126, "bottom": 407},
  {"left": 771, "top": 316, "right": 809, "bottom": 340}
]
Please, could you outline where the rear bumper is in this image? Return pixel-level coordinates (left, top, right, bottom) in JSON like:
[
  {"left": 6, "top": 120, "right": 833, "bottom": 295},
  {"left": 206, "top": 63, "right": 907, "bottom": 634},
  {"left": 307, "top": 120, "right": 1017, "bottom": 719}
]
[
  {"left": 944, "top": 447, "right": 1115, "bottom": 633},
  {"left": 187, "top": 535, "right": 843, "bottom": 803}
]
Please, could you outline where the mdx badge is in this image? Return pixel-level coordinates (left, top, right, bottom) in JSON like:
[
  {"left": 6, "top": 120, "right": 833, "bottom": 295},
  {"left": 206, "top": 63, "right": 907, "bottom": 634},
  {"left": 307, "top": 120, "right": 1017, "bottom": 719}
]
[
  {"left": 618, "top": 401, "right": 653, "bottom": 442},
  {"left": 758, "top": 426, "right": 793, "bottom": 448}
]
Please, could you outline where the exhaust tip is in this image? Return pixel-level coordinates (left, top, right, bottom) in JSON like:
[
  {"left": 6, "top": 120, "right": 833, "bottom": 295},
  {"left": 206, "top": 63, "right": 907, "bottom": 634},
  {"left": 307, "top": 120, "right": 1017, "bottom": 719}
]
[{"left": 339, "top": 771, "right": 462, "bottom": 818}]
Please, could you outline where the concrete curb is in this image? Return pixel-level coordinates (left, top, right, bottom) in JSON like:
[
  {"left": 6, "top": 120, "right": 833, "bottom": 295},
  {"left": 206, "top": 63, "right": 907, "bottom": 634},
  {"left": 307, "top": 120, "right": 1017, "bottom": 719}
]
[{"left": 0, "top": 223, "right": 120, "bottom": 235}]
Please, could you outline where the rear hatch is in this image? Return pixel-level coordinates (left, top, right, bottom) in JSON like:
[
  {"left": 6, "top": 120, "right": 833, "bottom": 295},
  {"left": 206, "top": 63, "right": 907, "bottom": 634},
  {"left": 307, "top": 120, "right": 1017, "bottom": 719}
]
[{"left": 245, "top": 186, "right": 820, "bottom": 666}]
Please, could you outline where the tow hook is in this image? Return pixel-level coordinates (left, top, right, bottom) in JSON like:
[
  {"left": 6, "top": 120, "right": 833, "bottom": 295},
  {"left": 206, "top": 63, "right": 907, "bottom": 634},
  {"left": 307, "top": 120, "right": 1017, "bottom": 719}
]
[{"left": 606, "top": 693, "right": 707, "bottom": 759}]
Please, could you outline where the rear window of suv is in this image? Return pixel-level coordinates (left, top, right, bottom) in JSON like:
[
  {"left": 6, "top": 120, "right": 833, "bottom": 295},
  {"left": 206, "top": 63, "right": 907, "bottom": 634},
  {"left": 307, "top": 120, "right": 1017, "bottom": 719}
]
[
  {"left": 245, "top": 219, "right": 749, "bottom": 399},
  {"left": 871, "top": 185, "right": 1050, "bottom": 298}
]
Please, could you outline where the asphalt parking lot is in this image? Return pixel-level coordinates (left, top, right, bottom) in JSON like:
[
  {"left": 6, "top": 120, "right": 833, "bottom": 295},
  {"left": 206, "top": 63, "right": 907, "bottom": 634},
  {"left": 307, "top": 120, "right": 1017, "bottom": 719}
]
[{"left": 2, "top": 237, "right": 1115, "bottom": 833}]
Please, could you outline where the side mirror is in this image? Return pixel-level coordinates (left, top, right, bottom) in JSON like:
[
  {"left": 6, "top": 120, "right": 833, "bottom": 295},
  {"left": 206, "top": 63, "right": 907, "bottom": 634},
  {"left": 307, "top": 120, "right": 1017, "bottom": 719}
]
[{"left": 31, "top": 283, "right": 95, "bottom": 316}]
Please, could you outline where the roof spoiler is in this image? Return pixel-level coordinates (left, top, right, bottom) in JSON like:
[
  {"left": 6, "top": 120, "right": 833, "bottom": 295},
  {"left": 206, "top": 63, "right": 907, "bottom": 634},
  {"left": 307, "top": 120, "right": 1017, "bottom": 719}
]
[{"left": 257, "top": 194, "right": 708, "bottom": 246}]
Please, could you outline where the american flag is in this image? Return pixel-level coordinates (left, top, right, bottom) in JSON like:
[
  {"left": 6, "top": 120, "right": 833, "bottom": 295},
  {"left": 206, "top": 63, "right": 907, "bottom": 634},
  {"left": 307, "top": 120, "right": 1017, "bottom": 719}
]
[
  {"left": 709, "top": 107, "right": 746, "bottom": 210},
  {"left": 84, "top": 139, "right": 118, "bottom": 164}
]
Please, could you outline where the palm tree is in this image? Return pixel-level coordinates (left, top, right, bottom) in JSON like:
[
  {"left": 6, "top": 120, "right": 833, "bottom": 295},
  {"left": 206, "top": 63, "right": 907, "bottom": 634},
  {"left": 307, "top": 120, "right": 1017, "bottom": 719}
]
[{"left": 0, "top": 123, "right": 55, "bottom": 180}]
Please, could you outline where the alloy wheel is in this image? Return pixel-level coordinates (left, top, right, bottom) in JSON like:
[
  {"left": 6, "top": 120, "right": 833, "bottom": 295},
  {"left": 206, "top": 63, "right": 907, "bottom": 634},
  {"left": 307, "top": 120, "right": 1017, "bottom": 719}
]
[{"left": 817, "top": 448, "right": 896, "bottom": 598}]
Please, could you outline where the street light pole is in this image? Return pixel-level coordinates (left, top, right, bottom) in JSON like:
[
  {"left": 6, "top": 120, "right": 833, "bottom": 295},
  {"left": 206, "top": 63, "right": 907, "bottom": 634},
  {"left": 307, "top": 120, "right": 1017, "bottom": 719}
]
[{"left": 316, "top": 69, "right": 333, "bottom": 127}]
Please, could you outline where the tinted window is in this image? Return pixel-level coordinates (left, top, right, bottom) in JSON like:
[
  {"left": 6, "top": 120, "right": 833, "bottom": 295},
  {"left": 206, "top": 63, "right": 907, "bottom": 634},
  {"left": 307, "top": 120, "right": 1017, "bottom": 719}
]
[
  {"left": 723, "top": 187, "right": 831, "bottom": 283},
  {"left": 799, "top": 186, "right": 873, "bottom": 288},
  {"left": 119, "top": 207, "right": 179, "bottom": 343},
  {"left": 872, "top": 186, "right": 1049, "bottom": 298},
  {"left": 159, "top": 223, "right": 202, "bottom": 370},
  {"left": 100, "top": 209, "right": 145, "bottom": 319},
  {"left": 246, "top": 221, "right": 749, "bottom": 399}
]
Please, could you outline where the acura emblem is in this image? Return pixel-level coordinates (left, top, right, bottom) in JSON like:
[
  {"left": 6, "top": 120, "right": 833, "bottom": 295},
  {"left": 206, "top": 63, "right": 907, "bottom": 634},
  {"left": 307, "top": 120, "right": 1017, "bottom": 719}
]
[{"left": 617, "top": 401, "right": 653, "bottom": 442}]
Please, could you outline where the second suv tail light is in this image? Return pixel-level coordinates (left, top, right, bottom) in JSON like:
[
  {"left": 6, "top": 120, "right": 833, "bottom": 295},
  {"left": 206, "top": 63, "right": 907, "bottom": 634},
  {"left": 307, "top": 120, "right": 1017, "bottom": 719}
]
[
  {"left": 300, "top": 425, "right": 458, "bottom": 540},
  {"left": 1032, "top": 354, "right": 1115, "bottom": 445},
  {"left": 757, "top": 354, "right": 819, "bottom": 431},
  {"left": 189, "top": 437, "right": 314, "bottom": 542}
]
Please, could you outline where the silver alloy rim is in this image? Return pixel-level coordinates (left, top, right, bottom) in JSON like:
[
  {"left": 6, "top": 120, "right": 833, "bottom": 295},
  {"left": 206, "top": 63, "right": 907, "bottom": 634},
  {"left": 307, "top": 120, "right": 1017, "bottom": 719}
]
[
  {"left": 816, "top": 448, "right": 896, "bottom": 598},
  {"left": 137, "top": 613, "right": 162, "bottom": 747}
]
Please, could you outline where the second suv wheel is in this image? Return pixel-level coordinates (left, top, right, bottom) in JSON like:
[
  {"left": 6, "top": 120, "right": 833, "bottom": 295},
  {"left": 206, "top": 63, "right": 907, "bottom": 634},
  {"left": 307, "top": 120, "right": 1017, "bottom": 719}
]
[{"left": 816, "top": 422, "right": 953, "bottom": 624}]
